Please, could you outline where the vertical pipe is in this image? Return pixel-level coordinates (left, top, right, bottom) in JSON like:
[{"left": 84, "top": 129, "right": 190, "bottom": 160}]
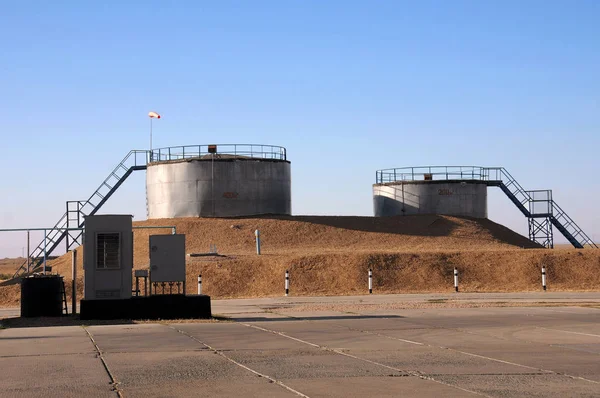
[
  {"left": 285, "top": 270, "right": 289, "bottom": 297},
  {"left": 454, "top": 268, "right": 459, "bottom": 292},
  {"left": 368, "top": 268, "right": 373, "bottom": 294},
  {"left": 43, "top": 229, "right": 47, "bottom": 273},
  {"left": 71, "top": 250, "right": 77, "bottom": 315},
  {"left": 198, "top": 274, "right": 202, "bottom": 295},
  {"left": 211, "top": 153, "right": 215, "bottom": 217},
  {"left": 27, "top": 230, "right": 30, "bottom": 274},
  {"left": 542, "top": 266, "right": 547, "bottom": 291},
  {"left": 255, "top": 230, "right": 261, "bottom": 255}
]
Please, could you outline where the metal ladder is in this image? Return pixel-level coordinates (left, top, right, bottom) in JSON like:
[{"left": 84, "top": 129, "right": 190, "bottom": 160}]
[{"left": 12, "top": 150, "right": 149, "bottom": 278}]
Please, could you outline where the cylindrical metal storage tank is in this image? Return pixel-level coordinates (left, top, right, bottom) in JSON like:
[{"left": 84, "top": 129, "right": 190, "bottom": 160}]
[
  {"left": 147, "top": 144, "right": 291, "bottom": 218},
  {"left": 21, "top": 275, "right": 64, "bottom": 317},
  {"left": 373, "top": 167, "right": 488, "bottom": 218}
]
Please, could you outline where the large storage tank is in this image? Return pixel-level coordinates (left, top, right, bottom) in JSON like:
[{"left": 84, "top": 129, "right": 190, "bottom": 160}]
[
  {"left": 147, "top": 144, "right": 291, "bottom": 218},
  {"left": 373, "top": 166, "right": 488, "bottom": 218}
]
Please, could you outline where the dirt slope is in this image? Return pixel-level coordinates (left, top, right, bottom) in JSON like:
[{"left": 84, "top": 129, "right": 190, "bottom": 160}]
[{"left": 2, "top": 215, "right": 598, "bottom": 307}]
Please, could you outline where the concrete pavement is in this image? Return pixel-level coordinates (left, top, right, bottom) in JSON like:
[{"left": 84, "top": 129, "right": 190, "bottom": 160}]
[{"left": 1, "top": 293, "right": 599, "bottom": 397}]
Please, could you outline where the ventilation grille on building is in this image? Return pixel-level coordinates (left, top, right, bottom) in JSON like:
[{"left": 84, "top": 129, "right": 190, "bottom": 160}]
[{"left": 97, "top": 233, "right": 120, "bottom": 269}]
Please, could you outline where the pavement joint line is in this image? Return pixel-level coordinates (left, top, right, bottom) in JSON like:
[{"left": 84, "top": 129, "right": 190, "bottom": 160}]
[
  {"left": 239, "top": 322, "right": 490, "bottom": 398},
  {"left": 549, "top": 344, "right": 600, "bottom": 355},
  {"left": 0, "top": 352, "right": 95, "bottom": 359},
  {"left": 537, "top": 326, "right": 600, "bottom": 338},
  {"left": 263, "top": 309, "right": 600, "bottom": 386},
  {"left": 82, "top": 326, "right": 124, "bottom": 398},
  {"left": 165, "top": 324, "right": 311, "bottom": 398},
  {"left": 270, "top": 310, "right": 424, "bottom": 346},
  {"left": 349, "top": 310, "right": 600, "bottom": 385}
]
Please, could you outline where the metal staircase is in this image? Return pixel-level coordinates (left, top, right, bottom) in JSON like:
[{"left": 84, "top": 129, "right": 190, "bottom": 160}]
[
  {"left": 12, "top": 150, "right": 149, "bottom": 278},
  {"left": 484, "top": 167, "right": 596, "bottom": 249}
]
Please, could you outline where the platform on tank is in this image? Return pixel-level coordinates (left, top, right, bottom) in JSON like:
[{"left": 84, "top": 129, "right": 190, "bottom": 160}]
[{"left": 80, "top": 294, "right": 211, "bottom": 320}]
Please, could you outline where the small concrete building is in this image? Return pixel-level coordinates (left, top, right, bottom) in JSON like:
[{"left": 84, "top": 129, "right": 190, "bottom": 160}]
[{"left": 83, "top": 215, "right": 133, "bottom": 300}]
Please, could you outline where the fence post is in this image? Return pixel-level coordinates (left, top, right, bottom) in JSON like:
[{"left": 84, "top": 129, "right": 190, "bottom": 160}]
[
  {"left": 541, "top": 266, "right": 546, "bottom": 291},
  {"left": 285, "top": 270, "right": 289, "bottom": 297},
  {"left": 71, "top": 250, "right": 77, "bottom": 315},
  {"left": 454, "top": 268, "right": 459, "bottom": 292},
  {"left": 368, "top": 268, "right": 373, "bottom": 294},
  {"left": 198, "top": 274, "right": 202, "bottom": 295},
  {"left": 255, "top": 229, "right": 261, "bottom": 255}
]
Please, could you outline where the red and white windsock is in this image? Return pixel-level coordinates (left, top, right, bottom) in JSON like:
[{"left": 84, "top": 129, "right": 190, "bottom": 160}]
[{"left": 148, "top": 111, "right": 161, "bottom": 119}]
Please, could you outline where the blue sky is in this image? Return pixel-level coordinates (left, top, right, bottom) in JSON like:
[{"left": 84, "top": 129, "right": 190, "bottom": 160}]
[{"left": 1, "top": 1, "right": 599, "bottom": 257}]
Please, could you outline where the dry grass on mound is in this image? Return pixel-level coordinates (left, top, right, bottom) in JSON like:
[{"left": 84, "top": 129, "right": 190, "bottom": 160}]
[{"left": 1, "top": 215, "right": 598, "bottom": 308}]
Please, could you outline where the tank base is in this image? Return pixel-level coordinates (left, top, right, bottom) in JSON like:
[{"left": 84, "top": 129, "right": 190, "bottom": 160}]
[{"left": 80, "top": 294, "right": 211, "bottom": 320}]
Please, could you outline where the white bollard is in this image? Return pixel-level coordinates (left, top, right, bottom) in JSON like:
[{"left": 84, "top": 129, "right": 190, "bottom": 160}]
[
  {"left": 368, "top": 268, "right": 373, "bottom": 294},
  {"left": 198, "top": 274, "right": 202, "bottom": 295},
  {"left": 454, "top": 268, "right": 459, "bottom": 292},
  {"left": 285, "top": 270, "right": 289, "bottom": 296},
  {"left": 541, "top": 266, "right": 546, "bottom": 291},
  {"left": 255, "top": 229, "right": 261, "bottom": 255}
]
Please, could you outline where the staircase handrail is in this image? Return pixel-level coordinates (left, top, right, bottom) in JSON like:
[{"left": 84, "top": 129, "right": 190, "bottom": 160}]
[{"left": 551, "top": 201, "right": 598, "bottom": 248}]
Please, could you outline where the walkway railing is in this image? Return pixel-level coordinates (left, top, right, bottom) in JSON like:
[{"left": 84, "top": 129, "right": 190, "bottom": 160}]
[
  {"left": 150, "top": 144, "right": 287, "bottom": 162},
  {"left": 375, "top": 166, "right": 494, "bottom": 184}
]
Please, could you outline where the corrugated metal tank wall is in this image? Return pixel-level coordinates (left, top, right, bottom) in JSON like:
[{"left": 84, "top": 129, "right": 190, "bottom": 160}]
[
  {"left": 373, "top": 181, "right": 488, "bottom": 218},
  {"left": 147, "top": 158, "right": 291, "bottom": 218}
]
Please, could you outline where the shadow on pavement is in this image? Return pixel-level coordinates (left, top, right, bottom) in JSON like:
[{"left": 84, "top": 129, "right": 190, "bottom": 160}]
[
  {"left": 229, "top": 314, "right": 405, "bottom": 322},
  {"left": 0, "top": 315, "right": 135, "bottom": 329}
]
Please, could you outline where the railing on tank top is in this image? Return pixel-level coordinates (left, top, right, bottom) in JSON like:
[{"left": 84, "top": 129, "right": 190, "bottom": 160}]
[{"left": 149, "top": 144, "right": 287, "bottom": 162}]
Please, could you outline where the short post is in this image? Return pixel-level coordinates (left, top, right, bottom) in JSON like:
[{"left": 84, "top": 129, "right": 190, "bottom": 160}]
[
  {"left": 285, "top": 270, "right": 289, "bottom": 297},
  {"left": 454, "top": 268, "right": 459, "bottom": 292},
  {"left": 541, "top": 266, "right": 547, "bottom": 291},
  {"left": 255, "top": 229, "right": 261, "bottom": 255},
  {"left": 43, "top": 229, "right": 47, "bottom": 273},
  {"left": 198, "top": 274, "right": 202, "bottom": 295},
  {"left": 71, "top": 250, "right": 77, "bottom": 315},
  {"left": 368, "top": 268, "right": 373, "bottom": 294}
]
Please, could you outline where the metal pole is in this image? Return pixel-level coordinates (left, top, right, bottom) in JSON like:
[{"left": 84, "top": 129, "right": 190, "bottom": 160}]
[
  {"left": 150, "top": 117, "right": 153, "bottom": 153},
  {"left": 211, "top": 153, "right": 215, "bottom": 216},
  {"left": 454, "top": 268, "right": 459, "bottom": 292},
  {"left": 368, "top": 268, "right": 373, "bottom": 294},
  {"left": 255, "top": 229, "right": 261, "bottom": 255},
  {"left": 27, "top": 230, "right": 30, "bottom": 273},
  {"left": 43, "top": 229, "right": 47, "bottom": 273},
  {"left": 198, "top": 274, "right": 202, "bottom": 295},
  {"left": 71, "top": 250, "right": 77, "bottom": 315}
]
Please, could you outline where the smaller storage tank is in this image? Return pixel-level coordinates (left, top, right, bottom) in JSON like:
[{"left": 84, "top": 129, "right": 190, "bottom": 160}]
[
  {"left": 373, "top": 166, "right": 488, "bottom": 218},
  {"left": 21, "top": 275, "right": 64, "bottom": 317}
]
